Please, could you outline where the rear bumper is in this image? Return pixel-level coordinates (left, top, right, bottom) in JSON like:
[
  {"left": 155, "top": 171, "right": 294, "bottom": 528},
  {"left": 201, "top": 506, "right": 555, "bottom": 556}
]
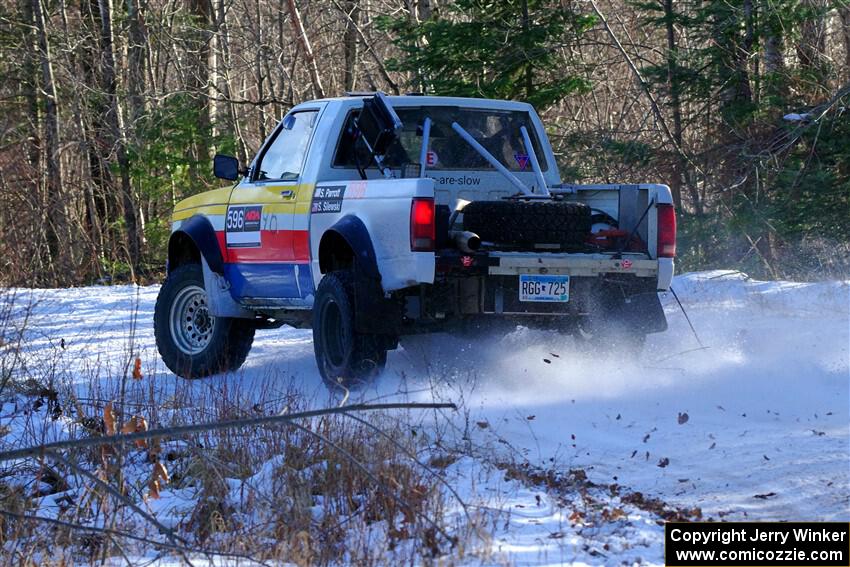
[
  {"left": 435, "top": 249, "right": 665, "bottom": 283},
  {"left": 488, "top": 251, "right": 659, "bottom": 278},
  {"left": 402, "top": 250, "right": 668, "bottom": 333},
  {"left": 489, "top": 251, "right": 674, "bottom": 291}
]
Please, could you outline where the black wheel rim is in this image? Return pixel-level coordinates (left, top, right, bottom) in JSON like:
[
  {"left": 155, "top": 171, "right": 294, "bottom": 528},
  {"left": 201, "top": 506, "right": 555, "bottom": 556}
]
[{"left": 320, "top": 298, "right": 346, "bottom": 368}]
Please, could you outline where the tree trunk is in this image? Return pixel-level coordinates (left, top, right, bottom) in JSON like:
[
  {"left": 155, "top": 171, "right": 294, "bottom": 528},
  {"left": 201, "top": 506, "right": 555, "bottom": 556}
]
[
  {"left": 125, "top": 0, "right": 147, "bottom": 128},
  {"left": 763, "top": 34, "right": 784, "bottom": 74},
  {"left": 287, "top": 0, "right": 326, "bottom": 99},
  {"left": 217, "top": 0, "right": 249, "bottom": 164},
  {"left": 188, "top": 0, "right": 214, "bottom": 161},
  {"left": 98, "top": 0, "right": 141, "bottom": 278},
  {"left": 342, "top": 1, "right": 400, "bottom": 94},
  {"left": 342, "top": 0, "right": 360, "bottom": 92},
  {"left": 521, "top": 0, "right": 533, "bottom": 101},
  {"left": 32, "top": 0, "right": 67, "bottom": 283},
  {"left": 839, "top": 5, "right": 850, "bottom": 82},
  {"left": 255, "top": 0, "right": 267, "bottom": 140},
  {"left": 417, "top": 0, "right": 431, "bottom": 20},
  {"left": 17, "top": 0, "right": 48, "bottom": 281},
  {"left": 797, "top": 0, "right": 829, "bottom": 92},
  {"left": 19, "top": 0, "right": 40, "bottom": 174},
  {"left": 80, "top": 0, "right": 114, "bottom": 272},
  {"left": 664, "top": 0, "right": 684, "bottom": 210}
]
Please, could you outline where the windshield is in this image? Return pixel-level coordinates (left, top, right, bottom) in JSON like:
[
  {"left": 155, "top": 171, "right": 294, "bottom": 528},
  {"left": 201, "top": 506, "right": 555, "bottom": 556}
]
[
  {"left": 254, "top": 110, "right": 317, "bottom": 181},
  {"left": 333, "top": 106, "right": 548, "bottom": 172}
]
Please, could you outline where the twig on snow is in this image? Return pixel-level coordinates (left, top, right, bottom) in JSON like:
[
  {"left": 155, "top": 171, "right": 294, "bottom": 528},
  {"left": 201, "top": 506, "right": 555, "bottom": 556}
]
[
  {"left": 0, "top": 509, "right": 273, "bottom": 566},
  {"left": 0, "top": 402, "right": 457, "bottom": 463}
]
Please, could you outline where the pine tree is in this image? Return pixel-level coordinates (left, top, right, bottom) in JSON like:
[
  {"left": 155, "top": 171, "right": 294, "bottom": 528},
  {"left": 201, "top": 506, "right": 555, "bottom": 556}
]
[{"left": 378, "top": 0, "right": 596, "bottom": 109}]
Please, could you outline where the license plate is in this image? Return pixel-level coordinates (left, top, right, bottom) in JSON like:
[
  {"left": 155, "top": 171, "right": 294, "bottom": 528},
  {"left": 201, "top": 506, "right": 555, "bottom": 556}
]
[{"left": 518, "top": 274, "right": 570, "bottom": 302}]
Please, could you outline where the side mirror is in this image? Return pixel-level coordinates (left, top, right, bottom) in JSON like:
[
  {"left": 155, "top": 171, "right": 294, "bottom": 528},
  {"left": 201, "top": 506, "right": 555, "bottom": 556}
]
[{"left": 213, "top": 154, "right": 243, "bottom": 181}]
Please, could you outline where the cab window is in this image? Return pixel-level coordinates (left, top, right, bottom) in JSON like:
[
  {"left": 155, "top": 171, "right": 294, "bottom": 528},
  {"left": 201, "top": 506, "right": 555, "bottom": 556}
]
[
  {"left": 254, "top": 110, "right": 318, "bottom": 181},
  {"left": 333, "top": 106, "right": 548, "bottom": 172}
]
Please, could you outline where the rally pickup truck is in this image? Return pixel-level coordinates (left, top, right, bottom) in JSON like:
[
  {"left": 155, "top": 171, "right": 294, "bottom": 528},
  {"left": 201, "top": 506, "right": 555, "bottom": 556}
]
[{"left": 154, "top": 93, "right": 676, "bottom": 387}]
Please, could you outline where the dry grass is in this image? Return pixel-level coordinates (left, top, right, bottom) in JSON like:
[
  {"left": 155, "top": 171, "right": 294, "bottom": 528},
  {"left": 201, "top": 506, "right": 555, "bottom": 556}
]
[{"left": 0, "top": 344, "right": 486, "bottom": 565}]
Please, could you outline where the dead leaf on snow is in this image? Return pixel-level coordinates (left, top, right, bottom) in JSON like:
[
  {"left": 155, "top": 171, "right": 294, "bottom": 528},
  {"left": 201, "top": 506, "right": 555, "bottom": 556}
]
[
  {"left": 120, "top": 416, "right": 149, "bottom": 448},
  {"left": 132, "top": 357, "right": 143, "bottom": 380},
  {"left": 103, "top": 402, "right": 116, "bottom": 436}
]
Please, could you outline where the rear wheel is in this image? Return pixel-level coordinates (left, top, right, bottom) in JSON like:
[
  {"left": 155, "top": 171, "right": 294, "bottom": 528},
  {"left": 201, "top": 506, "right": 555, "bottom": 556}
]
[
  {"left": 312, "top": 271, "right": 387, "bottom": 389},
  {"left": 154, "top": 264, "right": 255, "bottom": 378}
]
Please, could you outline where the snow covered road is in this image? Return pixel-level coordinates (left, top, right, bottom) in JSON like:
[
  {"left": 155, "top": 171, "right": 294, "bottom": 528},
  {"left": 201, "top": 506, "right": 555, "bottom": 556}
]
[
  {"left": 8, "top": 270, "right": 849, "bottom": 564},
  {"left": 397, "top": 271, "right": 850, "bottom": 522}
]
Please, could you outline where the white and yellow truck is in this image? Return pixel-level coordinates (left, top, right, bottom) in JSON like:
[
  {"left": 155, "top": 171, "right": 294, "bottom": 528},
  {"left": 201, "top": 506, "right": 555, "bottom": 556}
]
[{"left": 154, "top": 93, "right": 676, "bottom": 387}]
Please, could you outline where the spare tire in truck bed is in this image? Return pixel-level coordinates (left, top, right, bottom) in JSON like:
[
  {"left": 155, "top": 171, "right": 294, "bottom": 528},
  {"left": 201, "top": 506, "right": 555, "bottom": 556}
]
[{"left": 462, "top": 200, "right": 592, "bottom": 249}]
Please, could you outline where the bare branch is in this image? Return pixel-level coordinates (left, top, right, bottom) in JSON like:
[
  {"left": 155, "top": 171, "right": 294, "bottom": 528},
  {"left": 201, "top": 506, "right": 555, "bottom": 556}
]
[
  {"left": 0, "top": 402, "right": 457, "bottom": 462},
  {"left": 0, "top": 509, "right": 273, "bottom": 565}
]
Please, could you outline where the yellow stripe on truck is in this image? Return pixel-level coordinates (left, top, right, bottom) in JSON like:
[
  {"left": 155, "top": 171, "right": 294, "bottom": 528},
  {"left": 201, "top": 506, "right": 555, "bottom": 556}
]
[
  {"left": 170, "top": 183, "right": 315, "bottom": 222},
  {"left": 172, "top": 205, "right": 229, "bottom": 222},
  {"left": 172, "top": 187, "right": 234, "bottom": 212}
]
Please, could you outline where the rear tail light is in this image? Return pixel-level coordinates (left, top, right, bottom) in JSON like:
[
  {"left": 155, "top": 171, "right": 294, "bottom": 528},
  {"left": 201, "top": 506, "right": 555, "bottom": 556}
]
[
  {"left": 657, "top": 203, "right": 677, "bottom": 258},
  {"left": 410, "top": 198, "right": 436, "bottom": 251}
]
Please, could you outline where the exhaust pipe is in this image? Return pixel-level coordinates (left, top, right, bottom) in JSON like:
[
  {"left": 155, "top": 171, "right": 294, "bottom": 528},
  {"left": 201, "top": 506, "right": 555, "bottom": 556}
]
[{"left": 452, "top": 230, "right": 481, "bottom": 253}]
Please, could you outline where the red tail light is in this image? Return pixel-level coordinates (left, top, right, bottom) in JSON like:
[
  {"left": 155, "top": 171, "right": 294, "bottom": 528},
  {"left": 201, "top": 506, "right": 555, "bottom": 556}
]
[
  {"left": 657, "top": 203, "right": 677, "bottom": 258},
  {"left": 410, "top": 198, "right": 435, "bottom": 251}
]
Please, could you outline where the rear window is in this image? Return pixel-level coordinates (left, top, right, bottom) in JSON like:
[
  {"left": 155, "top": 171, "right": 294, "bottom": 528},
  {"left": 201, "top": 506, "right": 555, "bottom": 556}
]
[{"left": 333, "top": 106, "right": 548, "bottom": 172}]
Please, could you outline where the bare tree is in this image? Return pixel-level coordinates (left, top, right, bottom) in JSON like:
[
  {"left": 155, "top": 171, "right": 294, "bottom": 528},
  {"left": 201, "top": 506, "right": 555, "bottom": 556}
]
[
  {"left": 797, "top": 0, "right": 829, "bottom": 92},
  {"left": 98, "top": 0, "right": 142, "bottom": 277},
  {"left": 342, "top": 0, "right": 360, "bottom": 92},
  {"left": 32, "top": 0, "right": 68, "bottom": 282},
  {"left": 839, "top": 4, "right": 850, "bottom": 82},
  {"left": 287, "top": 0, "right": 326, "bottom": 98}
]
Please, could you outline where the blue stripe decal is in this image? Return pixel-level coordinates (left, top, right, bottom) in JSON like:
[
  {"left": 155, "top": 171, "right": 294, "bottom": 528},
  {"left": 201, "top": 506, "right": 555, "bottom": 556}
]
[{"left": 224, "top": 263, "right": 314, "bottom": 299}]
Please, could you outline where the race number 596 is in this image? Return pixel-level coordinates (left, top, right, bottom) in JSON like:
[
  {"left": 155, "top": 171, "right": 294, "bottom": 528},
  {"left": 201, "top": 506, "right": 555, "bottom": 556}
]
[{"left": 226, "top": 208, "right": 245, "bottom": 231}]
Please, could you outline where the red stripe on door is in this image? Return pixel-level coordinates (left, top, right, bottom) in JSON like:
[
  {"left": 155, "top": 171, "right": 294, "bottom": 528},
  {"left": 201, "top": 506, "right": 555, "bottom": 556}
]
[
  {"left": 222, "top": 230, "right": 311, "bottom": 263},
  {"left": 216, "top": 231, "right": 227, "bottom": 257}
]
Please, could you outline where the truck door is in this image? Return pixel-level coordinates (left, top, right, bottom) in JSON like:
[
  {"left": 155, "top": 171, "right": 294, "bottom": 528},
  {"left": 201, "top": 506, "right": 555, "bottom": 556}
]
[{"left": 224, "top": 109, "right": 318, "bottom": 301}]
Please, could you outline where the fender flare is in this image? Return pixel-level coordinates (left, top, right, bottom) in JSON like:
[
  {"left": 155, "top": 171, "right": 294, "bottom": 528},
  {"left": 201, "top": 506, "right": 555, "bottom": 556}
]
[
  {"left": 168, "top": 215, "right": 224, "bottom": 274},
  {"left": 319, "top": 216, "right": 402, "bottom": 335},
  {"left": 320, "top": 215, "right": 380, "bottom": 280}
]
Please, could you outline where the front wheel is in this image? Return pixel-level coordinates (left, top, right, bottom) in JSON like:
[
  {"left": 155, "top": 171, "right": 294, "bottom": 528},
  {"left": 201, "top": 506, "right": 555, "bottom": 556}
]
[
  {"left": 312, "top": 271, "right": 387, "bottom": 389},
  {"left": 154, "top": 264, "right": 255, "bottom": 378}
]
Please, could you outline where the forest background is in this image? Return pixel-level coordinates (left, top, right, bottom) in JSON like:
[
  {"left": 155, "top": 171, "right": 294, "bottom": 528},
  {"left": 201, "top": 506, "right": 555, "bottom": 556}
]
[{"left": 1, "top": 0, "right": 848, "bottom": 286}]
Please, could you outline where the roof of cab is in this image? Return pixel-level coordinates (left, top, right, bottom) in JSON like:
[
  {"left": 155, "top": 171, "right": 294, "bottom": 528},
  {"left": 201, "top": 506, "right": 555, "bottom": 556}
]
[{"left": 291, "top": 94, "right": 535, "bottom": 112}]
